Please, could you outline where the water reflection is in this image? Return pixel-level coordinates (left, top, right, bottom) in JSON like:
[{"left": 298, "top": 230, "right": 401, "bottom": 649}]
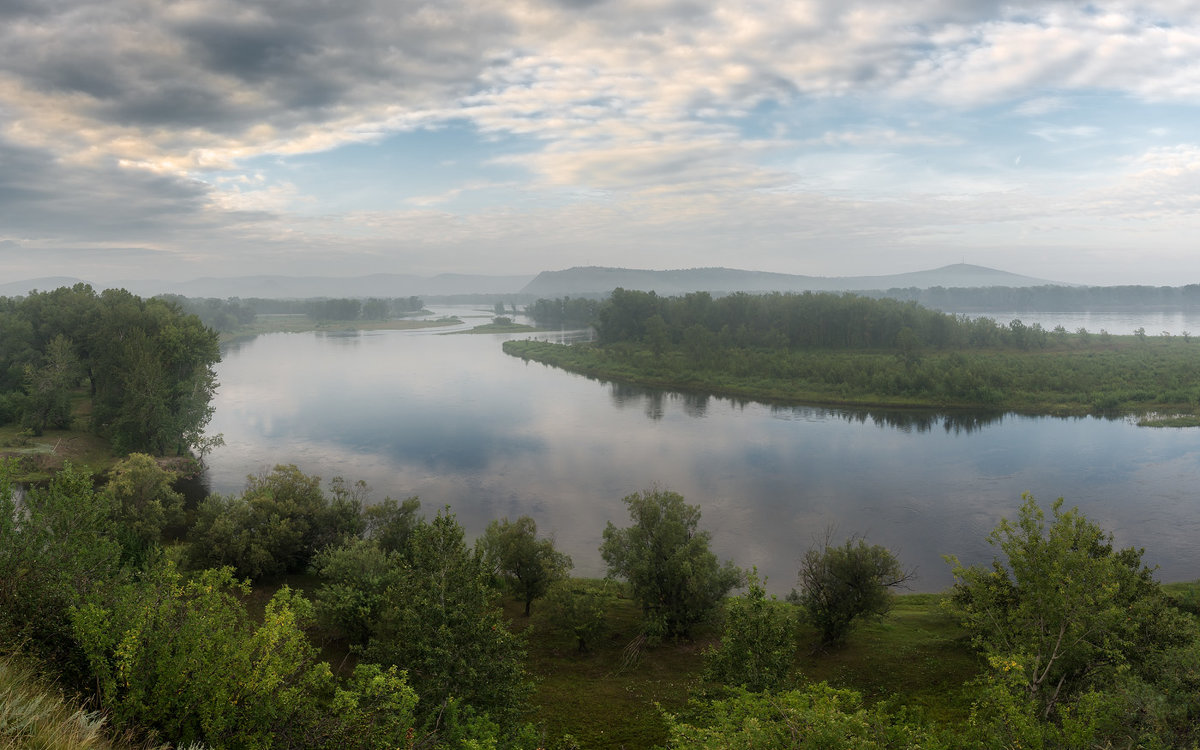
[{"left": 203, "top": 323, "right": 1200, "bottom": 594}]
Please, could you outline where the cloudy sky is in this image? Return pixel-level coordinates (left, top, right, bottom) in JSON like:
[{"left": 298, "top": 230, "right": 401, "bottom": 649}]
[{"left": 2, "top": 0, "right": 1199, "bottom": 286}]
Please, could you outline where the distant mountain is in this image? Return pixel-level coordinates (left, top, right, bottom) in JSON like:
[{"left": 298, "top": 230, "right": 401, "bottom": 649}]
[
  {"left": 110, "top": 273, "right": 537, "bottom": 299},
  {"left": 0, "top": 276, "right": 90, "bottom": 297},
  {"left": 519, "top": 264, "right": 1069, "bottom": 297},
  {"left": 1, "top": 264, "right": 1065, "bottom": 301}
]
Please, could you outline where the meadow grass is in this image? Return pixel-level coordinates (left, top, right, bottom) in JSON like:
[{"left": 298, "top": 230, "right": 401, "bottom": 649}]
[
  {"left": 508, "top": 586, "right": 981, "bottom": 748},
  {"left": 504, "top": 336, "right": 1200, "bottom": 419}
]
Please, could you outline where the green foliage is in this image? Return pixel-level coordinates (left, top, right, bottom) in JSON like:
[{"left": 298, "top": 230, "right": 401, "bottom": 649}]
[
  {"left": 327, "top": 663, "right": 421, "bottom": 750},
  {"left": 793, "top": 535, "right": 911, "bottom": 646},
  {"left": 538, "top": 579, "right": 617, "bottom": 653},
  {"left": 20, "top": 334, "right": 79, "bottom": 436},
  {"left": 101, "top": 453, "right": 184, "bottom": 549},
  {"left": 361, "top": 495, "right": 422, "bottom": 553},
  {"left": 524, "top": 297, "right": 602, "bottom": 328},
  {"left": 478, "top": 516, "right": 572, "bottom": 616},
  {"left": 663, "top": 684, "right": 948, "bottom": 749},
  {"left": 186, "top": 465, "right": 363, "bottom": 579},
  {"left": 506, "top": 328, "right": 1200, "bottom": 417},
  {"left": 703, "top": 570, "right": 796, "bottom": 692},
  {"left": 946, "top": 494, "right": 1195, "bottom": 721},
  {"left": 0, "top": 461, "right": 121, "bottom": 669},
  {"left": 71, "top": 557, "right": 427, "bottom": 749},
  {"left": 87, "top": 289, "right": 220, "bottom": 455},
  {"left": 71, "top": 561, "right": 331, "bottom": 747},
  {"left": 360, "top": 510, "right": 532, "bottom": 726},
  {"left": 311, "top": 539, "right": 405, "bottom": 644},
  {"left": 600, "top": 488, "right": 742, "bottom": 639}
]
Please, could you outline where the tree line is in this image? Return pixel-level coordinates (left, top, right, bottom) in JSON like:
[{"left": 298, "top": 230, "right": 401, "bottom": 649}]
[
  {"left": 524, "top": 297, "right": 604, "bottom": 329},
  {"left": 0, "top": 285, "right": 220, "bottom": 455},
  {"left": 872, "top": 283, "right": 1200, "bottom": 312},
  {"left": 5, "top": 456, "right": 1199, "bottom": 748},
  {"left": 588, "top": 288, "right": 1053, "bottom": 351}
]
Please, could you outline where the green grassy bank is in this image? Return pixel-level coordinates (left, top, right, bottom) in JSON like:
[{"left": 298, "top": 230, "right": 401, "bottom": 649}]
[{"left": 504, "top": 336, "right": 1200, "bottom": 419}]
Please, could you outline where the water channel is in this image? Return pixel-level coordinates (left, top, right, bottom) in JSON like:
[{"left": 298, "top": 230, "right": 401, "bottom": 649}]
[{"left": 201, "top": 308, "right": 1200, "bottom": 593}]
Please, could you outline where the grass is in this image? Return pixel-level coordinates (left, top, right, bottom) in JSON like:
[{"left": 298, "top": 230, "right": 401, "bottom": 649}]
[
  {"left": 0, "top": 656, "right": 197, "bottom": 750},
  {"left": 449, "top": 322, "right": 541, "bottom": 334},
  {"left": 505, "top": 586, "right": 981, "bottom": 748},
  {"left": 503, "top": 337, "right": 1200, "bottom": 421},
  {"left": 0, "top": 394, "right": 115, "bottom": 482}
]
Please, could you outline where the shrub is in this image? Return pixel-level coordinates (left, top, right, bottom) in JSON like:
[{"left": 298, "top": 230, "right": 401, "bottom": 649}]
[
  {"left": 600, "top": 488, "right": 742, "bottom": 639},
  {"left": 792, "top": 534, "right": 911, "bottom": 646},
  {"left": 703, "top": 569, "right": 796, "bottom": 692}
]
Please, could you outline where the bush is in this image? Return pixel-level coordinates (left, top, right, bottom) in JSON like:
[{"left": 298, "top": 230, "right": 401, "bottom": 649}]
[
  {"left": 311, "top": 539, "right": 404, "bottom": 645},
  {"left": 101, "top": 453, "right": 184, "bottom": 548},
  {"left": 600, "top": 488, "right": 742, "bottom": 639},
  {"left": 361, "top": 510, "right": 532, "bottom": 726},
  {"left": 186, "top": 465, "right": 364, "bottom": 579},
  {"left": 663, "top": 684, "right": 947, "bottom": 749},
  {"left": 703, "top": 569, "right": 796, "bottom": 692},
  {"left": 792, "top": 534, "right": 911, "bottom": 646},
  {"left": 478, "top": 516, "right": 572, "bottom": 616},
  {"left": 0, "top": 462, "right": 121, "bottom": 669},
  {"left": 946, "top": 494, "right": 1194, "bottom": 720},
  {"left": 539, "top": 579, "right": 617, "bottom": 653}
]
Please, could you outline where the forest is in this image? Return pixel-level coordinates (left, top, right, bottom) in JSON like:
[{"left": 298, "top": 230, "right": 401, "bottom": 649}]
[
  {"left": 0, "top": 285, "right": 220, "bottom": 455},
  {"left": 508, "top": 289, "right": 1200, "bottom": 419},
  {"left": 3, "top": 457, "right": 1200, "bottom": 749}
]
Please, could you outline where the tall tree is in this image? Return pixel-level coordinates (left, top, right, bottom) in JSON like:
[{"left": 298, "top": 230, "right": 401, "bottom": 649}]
[
  {"left": 478, "top": 515, "right": 572, "bottom": 616},
  {"left": 363, "top": 509, "right": 531, "bottom": 725},
  {"left": 601, "top": 488, "right": 742, "bottom": 638}
]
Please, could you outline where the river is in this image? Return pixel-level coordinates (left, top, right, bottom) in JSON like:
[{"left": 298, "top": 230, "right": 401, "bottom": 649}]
[{"left": 200, "top": 308, "right": 1200, "bottom": 593}]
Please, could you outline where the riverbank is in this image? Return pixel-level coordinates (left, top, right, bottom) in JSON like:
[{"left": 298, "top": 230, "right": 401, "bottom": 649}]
[
  {"left": 219, "top": 314, "right": 464, "bottom": 344},
  {"left": 503, "top": 336, "right": 1200, "bottom": 420}
]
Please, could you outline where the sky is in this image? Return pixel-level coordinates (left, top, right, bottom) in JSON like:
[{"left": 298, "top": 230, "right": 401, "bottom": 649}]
[{"left": 2, "top": 0, "right": 1199, "bottom": 287}]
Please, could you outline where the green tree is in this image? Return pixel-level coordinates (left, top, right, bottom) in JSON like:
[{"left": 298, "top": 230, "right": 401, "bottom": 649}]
[
  {"left": 539, "top": 579, "right": 617, "bottom": 653},
  {"left": 101, "top": 452, "right": 185, "bottom": 548},
  {"left": 72, "top": 557, "right": 423, "bottom": 749},
  {"left": 311, "top": 539, "right": 405, "bottom": 645},
  {"left": 792, "top": 534, "right": 912, "bottom": 647},
  {"left": 644, "top": 313, "right": 670, "bottom": 357},
  {"left": 704, "top": 569, "right": 796, "bottom": 692},
  {"left": 478, "top": 516, "right": 573, "bottom": 615},
  {"left": 945, "top": 494, "right": 1192, "bottom": 721},
  {"left": 362, "top": 495, "right": 422, "bottom": 554},
  {"left": 89, "top": 290, "right": 220, "bottom": 455},
  {"left": 600, "top": 488, "right": 742, "bottom": 639},
  {"left": 187, "top": 465, "right": 361, "bottom": 579},
  {"left": 20, "top": 334, "right": 79, "bottom": 435},
  {"left": 0, "top": 461, "right": 121, "bottom": 669},
  {"left": 363, "top": 509, "right": 531, "bottom": 726}
]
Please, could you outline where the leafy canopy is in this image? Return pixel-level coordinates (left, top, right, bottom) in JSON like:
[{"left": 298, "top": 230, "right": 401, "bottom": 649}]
[
  {"left": 478, "top": 515, "right": 572, "bottom": 616},
  {"left": 793, "top": 534, "right": 911, "bottom": 646},
  {"left": 946, "top": 493, "right": 1193, "bottom": 720},
  {"left": 600, "top": 488, "right": 742, "bottom": 639}
]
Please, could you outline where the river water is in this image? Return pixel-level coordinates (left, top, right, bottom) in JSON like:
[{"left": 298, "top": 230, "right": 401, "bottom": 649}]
[{"left": 201, "top": 308, "right": 1200, "bottom": 593}]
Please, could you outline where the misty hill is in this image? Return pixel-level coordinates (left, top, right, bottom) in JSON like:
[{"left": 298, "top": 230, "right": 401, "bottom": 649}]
[
  {"left": 0, "top": 273, "right": 536, "bottom": 299},
  {"left": 520, "top": 264, "right": 1067, "bottom": 297},
  {"left": 0, "top": 277, "right": 89, "bottom": 297},
  {"left": 132, "top": 272, "right": 537, "bottom": 299}
]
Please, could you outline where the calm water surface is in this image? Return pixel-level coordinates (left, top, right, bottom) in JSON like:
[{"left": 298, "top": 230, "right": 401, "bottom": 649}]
[{"left": 203, "top": 310, "right": 1200, "bottom": 592}]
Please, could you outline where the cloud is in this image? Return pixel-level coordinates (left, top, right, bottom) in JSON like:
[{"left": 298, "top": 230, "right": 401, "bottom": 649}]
[{"left": 2, "top": 0, "right": 1200, "bottom": 284}]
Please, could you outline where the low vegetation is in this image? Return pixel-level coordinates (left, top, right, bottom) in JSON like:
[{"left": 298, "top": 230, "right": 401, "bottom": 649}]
[
  {"left": 505, "top": 289, "right": 1200, "bottom": 418},
  {"left": 4, "top": 455, "right": 1198, "bottom": 749}
]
